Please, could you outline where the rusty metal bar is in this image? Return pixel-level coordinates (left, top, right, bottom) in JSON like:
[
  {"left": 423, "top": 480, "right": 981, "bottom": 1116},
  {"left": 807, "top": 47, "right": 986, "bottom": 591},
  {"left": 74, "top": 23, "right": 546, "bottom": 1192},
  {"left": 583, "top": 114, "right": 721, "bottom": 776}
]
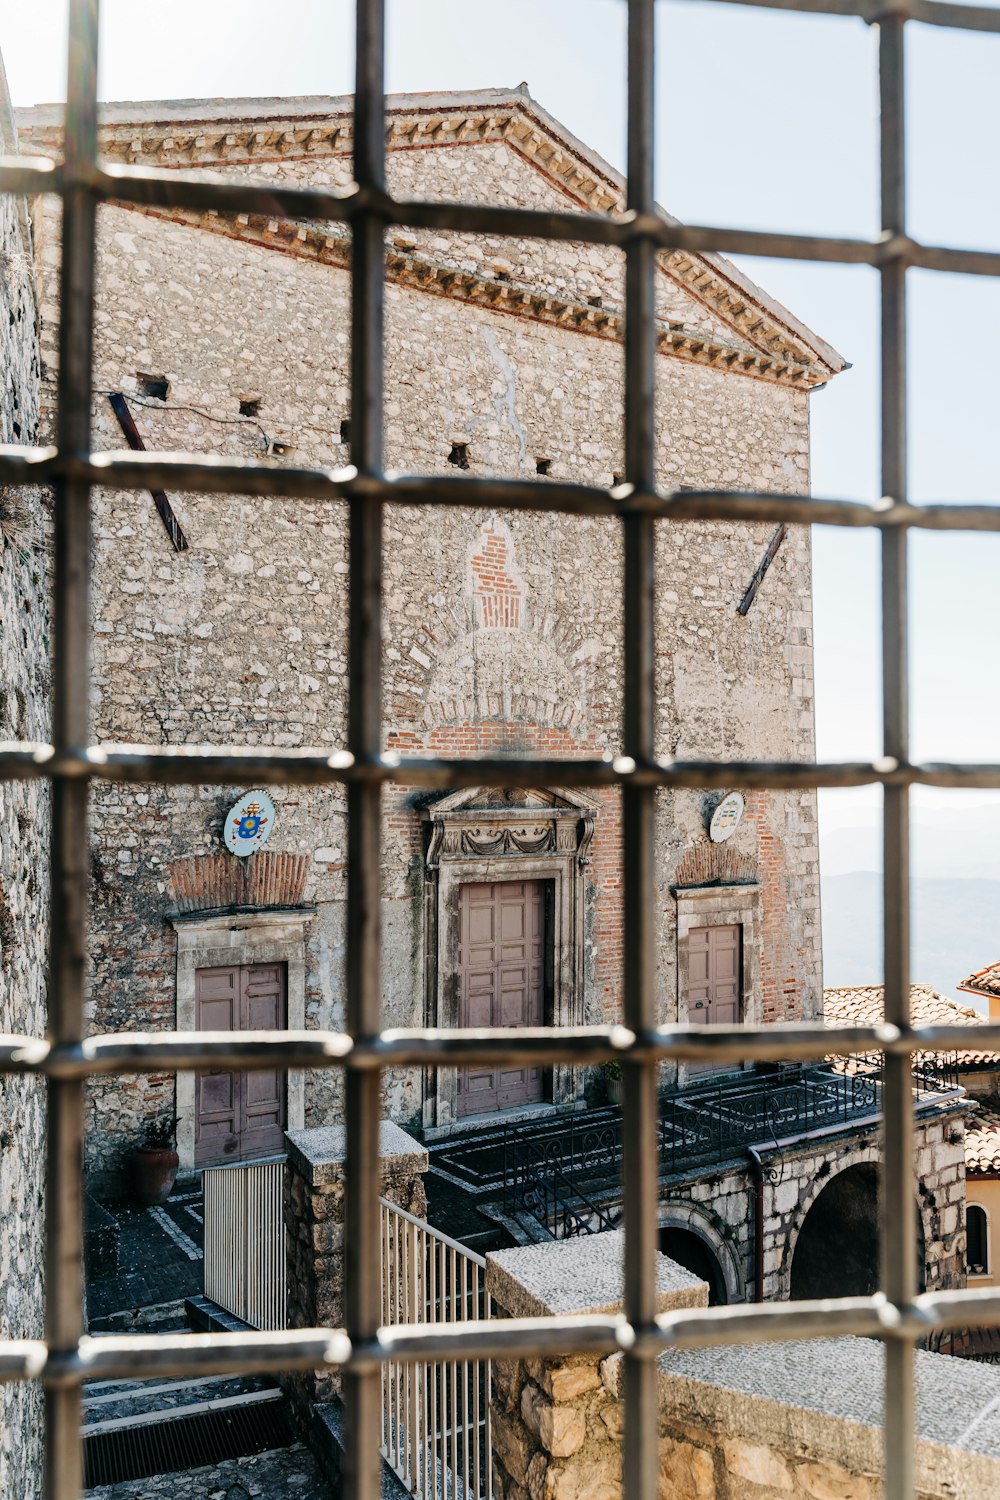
[
  {"left": 878, "top": 17, "right": 916, "bottom": 1500},
  {"left": 43, "top": 3, "right": 100, "bottom": 1497},
  {"left": 342, "top": 8, "right": 387, "bottom": 1500},
  {"left": 0, "top": 1015, "right": 995, "bottom": 1075},
  {"left": 621, "top": 8, "right": 660, "bottom": 1500}
]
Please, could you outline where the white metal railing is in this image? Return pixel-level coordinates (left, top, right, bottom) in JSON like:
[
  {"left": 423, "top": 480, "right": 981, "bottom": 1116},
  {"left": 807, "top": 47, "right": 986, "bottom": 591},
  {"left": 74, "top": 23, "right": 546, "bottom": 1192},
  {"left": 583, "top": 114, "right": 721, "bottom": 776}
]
[
  {"left": 202, "top": 1155, "right": 287, "bottom": 1331},
  {"left": 380, "top": 1197, "right": 493, "bottom": 1500}
]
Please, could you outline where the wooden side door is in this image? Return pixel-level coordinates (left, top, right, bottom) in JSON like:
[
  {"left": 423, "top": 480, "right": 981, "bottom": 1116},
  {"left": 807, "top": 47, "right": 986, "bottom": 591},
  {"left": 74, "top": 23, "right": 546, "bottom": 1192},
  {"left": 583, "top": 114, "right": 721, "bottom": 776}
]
[
  {"left": 457, "top": 881, "right": 545, "bottom": 1117},
  {"left": 688, "top": 924, "right": 742, "bottom": 1027},
  {"left": 195, "top": 962, "right": 287, "bottom": 1165}
]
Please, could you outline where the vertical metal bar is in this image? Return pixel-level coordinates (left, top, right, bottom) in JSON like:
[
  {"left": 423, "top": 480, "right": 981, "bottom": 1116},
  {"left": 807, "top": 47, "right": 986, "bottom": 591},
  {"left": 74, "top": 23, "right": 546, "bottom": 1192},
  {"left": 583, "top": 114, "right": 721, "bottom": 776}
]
[
  {"left": 622, "top": 5, "right": 660, "bottom": 1500},
  {"left": 344, "top": 4, "right": 386, "bottom": 1500},
  {"left": 45, "top": 4, "right": 100, "bottom": 1497},
  {"left": 450, "top": 1246, "right": 459, "bottom": 1490},
  {"left": 878, "top": 17, "right": 915, "bottom": 1500}
]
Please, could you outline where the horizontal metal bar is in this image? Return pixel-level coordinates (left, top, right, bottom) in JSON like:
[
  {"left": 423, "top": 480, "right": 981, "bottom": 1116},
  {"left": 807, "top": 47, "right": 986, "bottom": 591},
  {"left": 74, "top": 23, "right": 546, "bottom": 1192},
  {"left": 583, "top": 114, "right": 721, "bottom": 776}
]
[
  {"left": 0, "top": 1020, "right": 994, "bottom": 1078},
  {"left": 693, "top": 0, "right": 1000, "bottom": 36},
  {"left": 3, "top": 156, "right": 1000, "bottom": 278},
  {"left": 7, "top": 1282, "right": 1000, "bottom": 1389},
  {"left": 9, "top": 743, "right": 1000, "bottom": 794},
  {"left": 10, "top": 447, "right": 1000, "bottom": 536}
]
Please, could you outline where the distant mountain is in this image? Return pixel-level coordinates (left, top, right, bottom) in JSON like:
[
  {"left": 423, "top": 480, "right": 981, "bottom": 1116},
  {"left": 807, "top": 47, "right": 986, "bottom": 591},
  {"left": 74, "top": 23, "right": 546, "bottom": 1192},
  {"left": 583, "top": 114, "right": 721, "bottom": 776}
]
[
  {"left": 821, "top": 871, "right": 1000, "bottom": 1009},
  {"left": 821, "top": 810, "right": 1000, "bottom": 882}
]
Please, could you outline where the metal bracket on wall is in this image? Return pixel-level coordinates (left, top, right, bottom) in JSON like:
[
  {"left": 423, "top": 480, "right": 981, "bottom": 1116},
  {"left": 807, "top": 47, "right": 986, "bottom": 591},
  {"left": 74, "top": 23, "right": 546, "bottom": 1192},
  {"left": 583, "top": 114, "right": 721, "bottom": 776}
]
[
  {"left": 737, "top": 524, "right": 787, "bottom": 616},
  {"left": 107, "top": 392, "right": 189, "bottom": 552}
]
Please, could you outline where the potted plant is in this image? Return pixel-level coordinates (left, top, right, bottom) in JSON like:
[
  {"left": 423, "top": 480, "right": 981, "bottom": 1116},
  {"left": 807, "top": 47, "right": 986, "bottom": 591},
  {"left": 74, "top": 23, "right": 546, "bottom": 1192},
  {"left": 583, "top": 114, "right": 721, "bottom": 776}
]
[
  {"left": 129, "top": 1115, "right": 179, "bottom": 1206},
  {"left": 604, "top": 1059, "right": 624, "bottom": 1106}
]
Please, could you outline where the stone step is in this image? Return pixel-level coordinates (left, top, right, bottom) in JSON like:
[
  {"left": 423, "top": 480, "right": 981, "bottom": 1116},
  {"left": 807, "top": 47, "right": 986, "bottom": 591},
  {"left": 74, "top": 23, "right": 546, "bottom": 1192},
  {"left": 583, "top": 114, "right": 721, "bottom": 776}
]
[{"left": 82, "top": 1374, "right": 275, "bottom": 1422}]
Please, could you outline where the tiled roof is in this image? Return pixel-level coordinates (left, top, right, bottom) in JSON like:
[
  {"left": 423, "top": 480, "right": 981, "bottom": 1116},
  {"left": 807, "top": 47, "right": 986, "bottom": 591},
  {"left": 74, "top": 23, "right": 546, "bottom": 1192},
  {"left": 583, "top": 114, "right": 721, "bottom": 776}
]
[
  {"left": 823, "top": 984, "right": 999, "bottom": 1068},
  {"left": 964, "top": 1106, "right": 1000, "bottom": 1175},
  {"left": 959, "top": 962, "right": 1000, "bottom": 1001}
]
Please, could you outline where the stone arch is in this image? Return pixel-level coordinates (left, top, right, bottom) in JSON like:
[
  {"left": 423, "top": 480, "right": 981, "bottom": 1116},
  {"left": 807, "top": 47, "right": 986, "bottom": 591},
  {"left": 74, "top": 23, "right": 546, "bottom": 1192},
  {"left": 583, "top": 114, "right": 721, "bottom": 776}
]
[
  {"left": 787, "top": 1156, "right": 928, "bottom": 1301},
  {"left": 658, "top": 1200, "right": 745, "bottom": 1306}
]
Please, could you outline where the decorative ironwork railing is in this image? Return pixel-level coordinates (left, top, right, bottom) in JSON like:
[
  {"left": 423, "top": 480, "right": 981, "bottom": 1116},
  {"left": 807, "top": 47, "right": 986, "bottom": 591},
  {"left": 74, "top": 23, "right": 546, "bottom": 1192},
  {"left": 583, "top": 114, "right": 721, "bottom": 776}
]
[
  {"left": 380, "top": 1197, "right": 493, "bottom": 1500},
  {"left": 504, "top": 1059, "right": 963, "bottom": 1239},
  {"left": 202, "top": 1155, "right": 287, "bottom": 1330}
]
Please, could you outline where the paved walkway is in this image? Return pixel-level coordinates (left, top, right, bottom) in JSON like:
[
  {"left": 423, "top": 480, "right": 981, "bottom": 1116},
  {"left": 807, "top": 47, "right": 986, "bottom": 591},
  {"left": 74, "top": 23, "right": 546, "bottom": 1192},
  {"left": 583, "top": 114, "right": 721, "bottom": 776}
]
[
  {"left": 87, "top": 1443, "right": 332, "bottom": 1498},
  {"left": 87, "top": 1186, "right": 204, "bottom": 1326}
]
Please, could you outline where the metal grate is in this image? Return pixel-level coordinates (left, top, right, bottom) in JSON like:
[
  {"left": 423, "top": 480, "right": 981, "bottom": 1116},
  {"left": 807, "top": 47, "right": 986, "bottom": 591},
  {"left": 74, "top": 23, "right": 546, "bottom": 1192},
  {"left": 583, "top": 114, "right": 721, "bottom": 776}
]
[
  {"left": 82, "top": 1393, "right": 293, "bottom": 1487},
  {"left": 3, "top": 3, "right": 1000, "bottom": 1500}
]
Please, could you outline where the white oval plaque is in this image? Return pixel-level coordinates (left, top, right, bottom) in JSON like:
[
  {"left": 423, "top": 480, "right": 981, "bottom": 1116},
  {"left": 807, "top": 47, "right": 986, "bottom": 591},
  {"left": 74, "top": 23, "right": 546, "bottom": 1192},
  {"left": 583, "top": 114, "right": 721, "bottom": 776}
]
[
  {"left": 224, "top": 789, "right": 276, "bottom": 856},
  {"left": 709, "top": 791, "right": 745, "bottom": 844}
]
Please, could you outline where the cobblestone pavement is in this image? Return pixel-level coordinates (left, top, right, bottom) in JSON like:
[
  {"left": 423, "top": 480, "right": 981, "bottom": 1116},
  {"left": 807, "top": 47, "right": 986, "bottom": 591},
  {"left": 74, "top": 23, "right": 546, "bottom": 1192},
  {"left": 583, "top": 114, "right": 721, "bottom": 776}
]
[
  {"left": 87, "top": 1188, "right": 205, "bottom": 1325},
  {"left": 86, "top": 1442, "right": 333, "bottom": 1498}
]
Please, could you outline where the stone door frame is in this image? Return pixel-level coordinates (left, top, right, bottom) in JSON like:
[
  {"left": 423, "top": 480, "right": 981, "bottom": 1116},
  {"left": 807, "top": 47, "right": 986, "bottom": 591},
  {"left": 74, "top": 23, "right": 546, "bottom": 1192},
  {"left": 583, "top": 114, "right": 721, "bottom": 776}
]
[
  {"left": 169, "top": 908, "right": 314, "bottom": 1176},
  {"left": 421, "top": 787, "right": 599, "bottom": 1132}
]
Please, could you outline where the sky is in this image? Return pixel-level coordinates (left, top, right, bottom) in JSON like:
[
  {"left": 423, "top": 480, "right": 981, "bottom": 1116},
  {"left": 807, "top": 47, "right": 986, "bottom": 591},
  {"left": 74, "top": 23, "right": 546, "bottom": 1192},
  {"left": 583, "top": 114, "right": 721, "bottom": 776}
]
[{"left": 3, "top": 0, "right": 1000, "bottom": 846}]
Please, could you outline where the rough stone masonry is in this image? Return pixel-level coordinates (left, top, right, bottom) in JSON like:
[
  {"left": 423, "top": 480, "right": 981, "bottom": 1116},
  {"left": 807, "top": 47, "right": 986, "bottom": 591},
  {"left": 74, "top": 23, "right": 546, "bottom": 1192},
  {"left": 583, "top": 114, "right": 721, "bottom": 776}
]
[
  {"left": 0, "top": 49, "right": 48, "bottom": 1500},
  {"left": 15, "top": 87, "right": 847, "bottom": 1188}
]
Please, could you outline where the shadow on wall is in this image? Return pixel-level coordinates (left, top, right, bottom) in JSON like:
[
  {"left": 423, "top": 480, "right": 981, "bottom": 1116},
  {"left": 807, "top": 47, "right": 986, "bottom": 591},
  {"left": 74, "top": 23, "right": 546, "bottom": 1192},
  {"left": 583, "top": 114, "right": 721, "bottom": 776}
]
[{"left": 790, "top": 1161, "right": 926, "bottom": 1299}]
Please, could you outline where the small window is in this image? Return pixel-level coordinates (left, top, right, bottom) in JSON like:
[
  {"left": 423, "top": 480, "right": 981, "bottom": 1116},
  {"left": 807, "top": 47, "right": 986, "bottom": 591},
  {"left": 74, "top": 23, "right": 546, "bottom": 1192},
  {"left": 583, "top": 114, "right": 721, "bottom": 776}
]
[
  {"left": 448, "top": 443, "right": 470, "bottom": 470},
  {"left": 135, "top": 372, "right": 169, "bottom": 401},
  {"left": 239, "top": 396, "right": 261, "bottom": 418},
  {"left": 340, "top": 419, "right": 351, "bottom": 445},
  {"left": 968, "top": 1204, "right": 989, "bottom": 1275},
  {"left": 535, "top": 458, "right": 551, "bottom": 477}
]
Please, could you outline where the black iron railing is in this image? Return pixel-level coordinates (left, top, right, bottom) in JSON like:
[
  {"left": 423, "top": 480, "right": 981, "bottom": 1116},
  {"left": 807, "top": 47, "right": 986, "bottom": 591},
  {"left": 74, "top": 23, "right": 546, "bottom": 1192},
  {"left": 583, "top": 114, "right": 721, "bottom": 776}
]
[{"left": 505, "top": 1059, "right": 963, "bottom": 1238}]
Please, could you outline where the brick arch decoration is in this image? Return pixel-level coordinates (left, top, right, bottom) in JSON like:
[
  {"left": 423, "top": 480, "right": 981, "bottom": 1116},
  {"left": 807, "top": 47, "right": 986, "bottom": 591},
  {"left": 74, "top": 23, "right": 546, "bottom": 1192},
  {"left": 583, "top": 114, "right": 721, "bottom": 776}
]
[
  {"left": 658, "top": 1198, "right": 746, "bottom": 1305},
  {"left": 672, "top": 843, "right": 757, "bottom": 890},
  {"left": 169, "top": 851, "right": 310, "bottom": 913}
]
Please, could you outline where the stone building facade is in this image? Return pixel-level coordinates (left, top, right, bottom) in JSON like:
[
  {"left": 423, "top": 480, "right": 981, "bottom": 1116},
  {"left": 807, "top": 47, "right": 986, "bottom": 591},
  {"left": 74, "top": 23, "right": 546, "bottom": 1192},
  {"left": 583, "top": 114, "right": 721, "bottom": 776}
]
[
  {"left": 0, "top": 51, "right": 48, "bottom": 1500},
  {"left": 16, "top": 88, "right": 846, "bottom": 1192}
]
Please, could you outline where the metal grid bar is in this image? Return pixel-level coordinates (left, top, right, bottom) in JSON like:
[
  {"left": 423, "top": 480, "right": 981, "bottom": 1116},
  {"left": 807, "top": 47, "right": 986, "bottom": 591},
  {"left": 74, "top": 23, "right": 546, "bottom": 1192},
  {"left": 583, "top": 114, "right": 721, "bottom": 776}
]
[{"left": 0, "top": 1, "right": 996, "bottom": 1498}]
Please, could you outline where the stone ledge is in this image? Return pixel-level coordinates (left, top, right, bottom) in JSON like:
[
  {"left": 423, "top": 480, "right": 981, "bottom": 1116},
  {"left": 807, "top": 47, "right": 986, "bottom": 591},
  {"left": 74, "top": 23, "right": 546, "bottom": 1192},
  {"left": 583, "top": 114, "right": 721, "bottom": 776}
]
[
  {"left": 486, "top": 1230, "right": 708, "bottom": 1319},
  {"left": 599, "top": 1337, "right": 1000, "bottom": 1496},
  {"left": 284, "top": 1121, "right": 428, "bottom": 1187}
]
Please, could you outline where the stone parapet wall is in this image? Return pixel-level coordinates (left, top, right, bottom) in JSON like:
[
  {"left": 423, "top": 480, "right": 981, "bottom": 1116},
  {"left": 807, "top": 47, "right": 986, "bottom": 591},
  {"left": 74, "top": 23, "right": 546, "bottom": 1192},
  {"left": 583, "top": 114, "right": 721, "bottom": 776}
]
[
  {"left": 488, "top": 1236, "right": 1000, "bottom": 1500},
  {"left": 282, "top": 1121, "right": 428, "bottom": 1428},
  {"left": 486, "top": 1233, "right": 707, "bottom": 1500}
]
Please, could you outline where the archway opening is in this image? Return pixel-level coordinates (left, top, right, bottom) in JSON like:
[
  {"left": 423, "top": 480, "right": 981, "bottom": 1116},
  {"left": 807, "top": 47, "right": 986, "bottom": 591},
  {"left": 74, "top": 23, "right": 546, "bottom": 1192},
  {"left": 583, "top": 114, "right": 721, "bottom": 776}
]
[
  {"left": 790, "top": 1163, "right": 926, "bottom": 1301},
  {"left": 659, "top": 1226, "right": 728, "bottom": 1305}
]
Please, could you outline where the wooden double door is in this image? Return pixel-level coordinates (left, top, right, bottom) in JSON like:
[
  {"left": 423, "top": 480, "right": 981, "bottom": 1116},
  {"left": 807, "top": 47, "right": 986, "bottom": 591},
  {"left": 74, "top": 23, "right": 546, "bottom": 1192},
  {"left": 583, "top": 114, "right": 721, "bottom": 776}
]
[
  {"left": 457, "top": 880, "right": 547, "bottom": 1117},
  {"left": 195, "top": 962, "right": 287, "bottom": 1165}
]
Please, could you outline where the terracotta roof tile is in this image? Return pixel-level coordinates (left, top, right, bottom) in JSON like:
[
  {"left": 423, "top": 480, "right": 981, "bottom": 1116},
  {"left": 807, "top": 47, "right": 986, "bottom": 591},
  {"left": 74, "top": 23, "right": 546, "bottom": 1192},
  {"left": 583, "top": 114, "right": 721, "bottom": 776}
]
[
  {"left": 823, "top": 984, "right": 999, "bottom": 1069},
  {"left": 959, "top": 962, "right": 1000, "bottom": 1001},
  {"left": 964, "top": 1105, "right": 1000, "bottom": 1175}
]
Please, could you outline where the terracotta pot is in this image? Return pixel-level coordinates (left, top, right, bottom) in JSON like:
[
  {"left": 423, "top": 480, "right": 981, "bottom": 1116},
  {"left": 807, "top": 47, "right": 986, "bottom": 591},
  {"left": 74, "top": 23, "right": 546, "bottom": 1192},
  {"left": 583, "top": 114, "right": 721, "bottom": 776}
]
[
  {"left": 606, "top": 1077, "right": 623, "bottom": 1106},
  {"left": 129, "top": 1145, "right": 179, "bottom": 1206}
]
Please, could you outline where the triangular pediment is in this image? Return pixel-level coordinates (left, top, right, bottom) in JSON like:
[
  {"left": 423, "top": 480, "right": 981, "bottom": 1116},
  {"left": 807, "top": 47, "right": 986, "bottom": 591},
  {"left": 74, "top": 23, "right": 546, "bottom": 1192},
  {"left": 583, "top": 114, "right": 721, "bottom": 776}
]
[
  {"left": 426, "top": 785, "right": 601, "bottom": 816},
  {"left": 18, "top": 89, "right": 846, "bottom": 386}
]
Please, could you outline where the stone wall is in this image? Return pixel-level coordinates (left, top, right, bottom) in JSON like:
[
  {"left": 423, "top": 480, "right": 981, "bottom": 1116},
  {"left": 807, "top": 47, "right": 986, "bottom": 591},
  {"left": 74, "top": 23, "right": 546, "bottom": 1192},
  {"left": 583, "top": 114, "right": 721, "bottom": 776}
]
[
  {"left": 0, "top": 50, "right": 47, "bottom": 1500},
  {"left": 18, "top": 90, "right": 833, "bottom": 1173},
  {"left": 658, "top": 1099, "right": 968, "bottom": 1304},
  {"left": 487, "top": 1235, "right": 1000, "bottom": 1500},
  {"left": 486, "top": 1233, "right": 707, "bottom": 1500},
  {"left": 282, "top": 1121, "right": 427, "bottom": 1427}
]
